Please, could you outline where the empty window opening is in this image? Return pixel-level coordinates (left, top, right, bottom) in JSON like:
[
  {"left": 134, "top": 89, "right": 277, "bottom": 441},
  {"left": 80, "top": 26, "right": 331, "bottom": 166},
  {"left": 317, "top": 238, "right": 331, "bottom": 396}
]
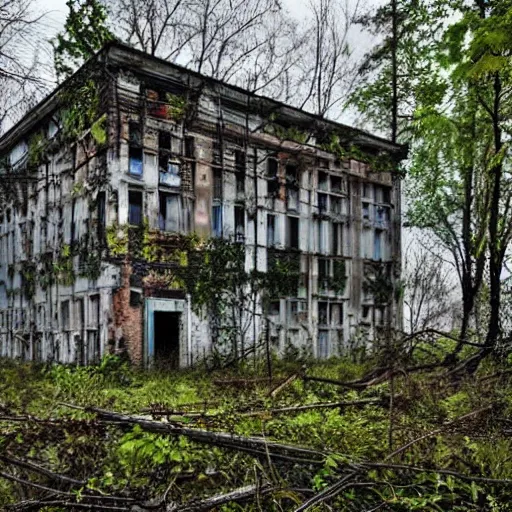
[
  {"left": 287, "top": 216, "right": 299, "bottom": 249},
  {"left": 61, "top": 300, "right": 70, "bottom": 330},
  {"left": 128, "top": 122, "right": 143, "bottom": 176},
  {"left": 213, "top": 168, "right": 223, "bottom": 200},
  {"left": 267, "top": 214, "right": 276, "bottom": 247},
  {"left": 154, "top": 311, "right": 180, "bottom": 368},
  {"left": 212, "top": 204, "right": 223, "bottom": 238},
  {"left": 234, "top": 206, "right": 245, "bottom": 242},
  {"left": 128, "top": 190, "right": 143, "bottom": 225}
]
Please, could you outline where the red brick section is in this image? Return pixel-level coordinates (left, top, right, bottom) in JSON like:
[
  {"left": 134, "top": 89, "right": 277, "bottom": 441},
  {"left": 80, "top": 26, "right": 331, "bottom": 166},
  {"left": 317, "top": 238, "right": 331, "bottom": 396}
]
[{"left": 112, "top": 263, "right": 144, "bottom": 366}]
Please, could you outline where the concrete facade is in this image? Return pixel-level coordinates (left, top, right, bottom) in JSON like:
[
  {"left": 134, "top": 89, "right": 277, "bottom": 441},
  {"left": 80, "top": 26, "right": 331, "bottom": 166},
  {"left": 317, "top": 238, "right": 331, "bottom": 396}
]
[{"left": 0, "top": 43, "right": 406, "bottom": 366}]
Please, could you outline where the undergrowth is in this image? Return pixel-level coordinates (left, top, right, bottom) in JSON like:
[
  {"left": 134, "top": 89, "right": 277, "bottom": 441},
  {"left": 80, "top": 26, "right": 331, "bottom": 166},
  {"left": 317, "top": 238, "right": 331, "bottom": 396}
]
[{"left": 1, "top": 349, "right": 512, "bottom": 511}]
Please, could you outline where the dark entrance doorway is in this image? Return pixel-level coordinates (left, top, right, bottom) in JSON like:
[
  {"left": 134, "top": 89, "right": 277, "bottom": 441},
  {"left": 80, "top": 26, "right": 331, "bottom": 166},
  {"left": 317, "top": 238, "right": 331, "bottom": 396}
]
[{"left": 154, "top": 311, "right": 181, "bottom": 368}]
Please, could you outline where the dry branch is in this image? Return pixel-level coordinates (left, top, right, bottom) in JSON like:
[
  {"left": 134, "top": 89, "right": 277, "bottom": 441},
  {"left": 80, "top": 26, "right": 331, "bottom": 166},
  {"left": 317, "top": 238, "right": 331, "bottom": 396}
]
[
  {"left": 61, "top": 404, "right": 327, "bottom": 465},
  {"left": 168, "top": 484, "right": 273, "bottom": 511}
]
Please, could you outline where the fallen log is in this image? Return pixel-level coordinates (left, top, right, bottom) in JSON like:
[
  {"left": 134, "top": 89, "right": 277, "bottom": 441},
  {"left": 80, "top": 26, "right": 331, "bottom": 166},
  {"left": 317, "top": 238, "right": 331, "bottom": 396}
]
[
  {"left": 268, "top": 372, "right": 300, "bottom": 397},
  {"left": 62, "top": 404, "right": 326, "bottom": 466}
]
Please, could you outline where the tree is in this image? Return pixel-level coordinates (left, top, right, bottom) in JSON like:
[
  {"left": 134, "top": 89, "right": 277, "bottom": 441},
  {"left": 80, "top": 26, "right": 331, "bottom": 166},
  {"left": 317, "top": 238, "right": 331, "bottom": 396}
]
[
  {"left": 0, "top": 0, "right": 50, "bottom": 133},
  {"left": 403, "top": 241, "right": 456, "bottom": 334},
  {"left": 53, "top": 0, "right": 114, "bottom": 80},
  {"left": 298, "top": 0, "right": 361, "bottom": 118}
]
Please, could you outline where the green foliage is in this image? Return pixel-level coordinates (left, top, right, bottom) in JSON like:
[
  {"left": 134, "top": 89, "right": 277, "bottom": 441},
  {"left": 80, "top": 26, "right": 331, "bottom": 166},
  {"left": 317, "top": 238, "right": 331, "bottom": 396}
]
[
  {"left": 53, "top": 0, "right": 114, "bottom": 80},
  {"left": 165, "top": 93, "right": 187, "bottom": 122}
]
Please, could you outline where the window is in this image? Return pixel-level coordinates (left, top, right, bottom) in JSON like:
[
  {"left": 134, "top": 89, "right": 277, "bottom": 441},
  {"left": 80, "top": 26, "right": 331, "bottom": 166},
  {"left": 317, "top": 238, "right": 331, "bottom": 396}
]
[
  {"left": 213, "top": 169, "right": 223, "bottom": 200},
  {"left": 159, "top": 131, "right": 181, "bottom": 187},
  {"left": 159, "top": 193, "right": 182, "bottom": 232},
  {"left": 287, "top": 216, "right": 299, "bottom": 249},
  {"left": 128, "top": 190, "right": 143, "bottom": 225},
  {"left": 318, "top": 172, "right": 328, "bottom": 191},
  {"left": 374, "top": 231, "right": 382, "bottom": 260},
  {"left": 363, "top": 183, "right": 372, "bottom": 199},
  {"left": 318, "top": 330, "right": 329, "bottom": 358},
  {"left": 332, "top": 223, "right": 343, "bottom": 256},
  {"left": 318, "top": 302, "right": 328, "bottom": 325},
  {"left": 89, "top": 295, "right": 100, "bottom": 327},
  {"left": 75, "top": 298, "right": 84, "bottom": 329},
  {"left": 331, "top": 176, "right": 342, "bottom": 193},
  {"left": 130, "top": 290, "right": 142, "bottom": 307},
  {"left": 318, "top": 259, "right": 329, "bottom": 290},
  {"left": 235, "top": 150, "right": 245, "bottom": 197},
  {"left": 362, "top": 202, "right": 371, "bottom": 220},
  {"left": 318, "top": 193, "right": 328, "bottom": 213},
  {"left": 212, "top": 204, "right": 222, "bottom": 237},
  {"left": 267, "top": 158, "right": 278, "bottom": 178},
  {"left": 362, "top": 305, "right": 371, "bottom": 321},
  {"left": 185, "top": 136, "right": 195, "bottom": 158},
  {"left": 234, "top": 206, "right": 245, "bottom": 242},
  {"left": 128, "top": 122, "right": 143, "bottom": 176},
  {"left": 61, "top": 300, "right": 70, "bottom": 330},
  {"left": 269, "top": 300, "right": 280, "bottom": 316},
  {"left": 267, "top": 158, "right": 279, "bottom": 195},
  {"left": 383, "top": 187, "right": 391, "bottom": 204},
  {"left": 330, "top": 303, "right": 343, "bottom": 325},
  {"left": 286, "top": 165, "right": 299, "bottom": 211},
  {"left": 97, "top": 191, "right": 106, "bottom": 238},
  {"left": 318, "top": 220, "right": 328, "bottom": 254},
  {"left": 267, "top": 214, "right": 276, "bottom": 247},
  {"left": 287, "top": 300, "right": 307, "bottom": 324},
  {"left": 331, "top": 196, "right": 342, "bottom": 215}
]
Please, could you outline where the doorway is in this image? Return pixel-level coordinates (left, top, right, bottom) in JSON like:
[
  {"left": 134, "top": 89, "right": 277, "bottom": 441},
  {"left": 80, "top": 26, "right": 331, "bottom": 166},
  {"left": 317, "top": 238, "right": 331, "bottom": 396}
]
[{"left": 154, "top": 311, "right": 181, "bottom": 368}]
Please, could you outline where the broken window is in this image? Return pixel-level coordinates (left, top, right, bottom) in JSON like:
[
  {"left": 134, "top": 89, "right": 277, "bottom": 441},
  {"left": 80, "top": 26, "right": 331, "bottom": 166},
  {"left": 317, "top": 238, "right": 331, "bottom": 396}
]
[
  {"left": 331, "top": 176, "right": 342, "bottom": 194},
  {"left": 128, "top": 190, "right": 143, "bottom": 225},
  {"left": 185, "top": 136, "right": 195, "bottom": 159},
  {"left": 128, "top": 122, "right": 143, "bottom": 176},
  {"left": 286, "top": 165, "right": 299, "bottom": 211},
  {"left": 287, "top": 216, "right": 299, "bottom": 249},
  {"left": 266, "top": 158, "right": 279, "bottom": 196},
  {"left": 362, "top": 202, "right": 371, "bottom": 220},
  {"left": 159, "top": 192, "right": 182, "bottom": 232},
  {"left": 287, "top": 299, "right": 307, "bottom": 324},
  {"left": 318, "top": 302, "right": 328, "bottom": 325},
  {"left": 212, "top": 204, "right": 223, "bottom": 238},
  {"left": 318, "top": 192, "right": 328, "bottom": 213},
  {"left": 61, "top": 300, "right": 70, "bottom": 330},
  {"left": 362, "top": 305, "right": 371, "bottom": 322},
  {"left": 318, "top": 171, "right": 328, "bottom": 191},
  {"left": 267, "top": 214, "right": 276, "bottom": 247},
  {"left": 234, "top": 206, "right": 245, "bottom": 242},
  {"left": 159, "top": 131, "right": 181, "bottom": 187}
]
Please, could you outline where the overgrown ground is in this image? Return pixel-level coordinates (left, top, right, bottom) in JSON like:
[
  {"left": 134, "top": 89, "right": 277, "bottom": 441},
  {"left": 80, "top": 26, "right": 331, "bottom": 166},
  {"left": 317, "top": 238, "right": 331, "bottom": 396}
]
[{"left": 2, "top": 339, "right": 512, "bottom": 511}]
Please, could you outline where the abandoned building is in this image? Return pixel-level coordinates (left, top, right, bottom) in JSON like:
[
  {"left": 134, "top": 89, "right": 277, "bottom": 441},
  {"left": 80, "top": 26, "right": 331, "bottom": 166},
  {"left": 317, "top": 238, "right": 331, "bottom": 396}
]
[{"left": 0, "top": 42, "right": 406, "bottom": 367}]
